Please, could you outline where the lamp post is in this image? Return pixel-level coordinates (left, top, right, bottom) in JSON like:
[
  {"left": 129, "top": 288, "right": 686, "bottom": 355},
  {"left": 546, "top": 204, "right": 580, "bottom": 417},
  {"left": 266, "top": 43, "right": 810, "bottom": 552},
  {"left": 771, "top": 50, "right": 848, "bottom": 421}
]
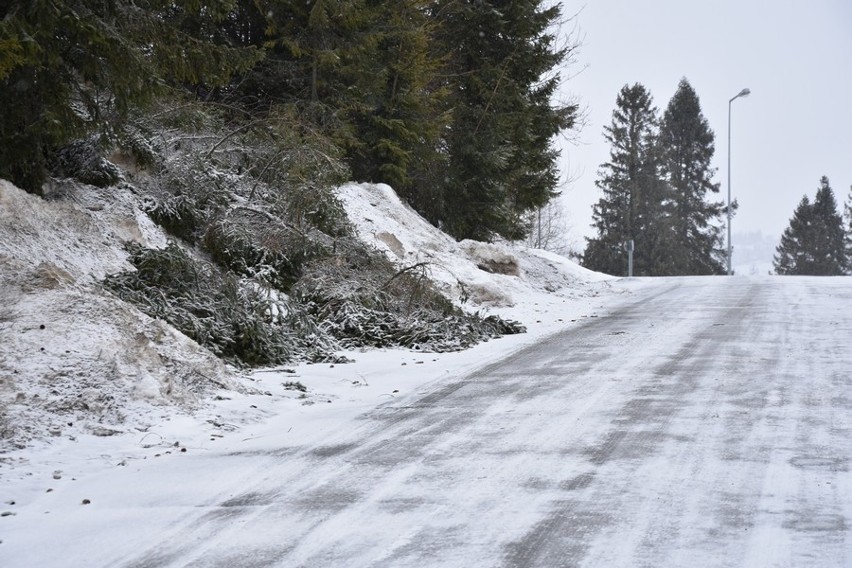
[{"left": 727, "top": 87, "right": 750, "bottom": 275}]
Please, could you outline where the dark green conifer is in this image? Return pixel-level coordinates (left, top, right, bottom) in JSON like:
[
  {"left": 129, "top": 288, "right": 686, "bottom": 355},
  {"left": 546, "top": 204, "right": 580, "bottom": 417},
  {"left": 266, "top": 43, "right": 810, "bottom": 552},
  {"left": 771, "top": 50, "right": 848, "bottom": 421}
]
[
  {"left": 809, "top": 176, "right": 847, "bottom": 275},
  {"left": 434, "top": 0, "right": 578, "bottom": 241},
  {"left": 340, "top": 0, "right": 446, "bottom": 206},
  {"left": 774, "top": 176, "right": 847, "bottom": 275},
  {"left": 584, "top": 83, "right": 670, "bottom": 276},
  {"left": 774, "top": 195, "right": 814, "bottom": 275},
  {"left": 658, "top": 78, "right": 725, "bottom": 274},
  {"left": 0, "top": 0, "right": 261, "bottom": 193}
]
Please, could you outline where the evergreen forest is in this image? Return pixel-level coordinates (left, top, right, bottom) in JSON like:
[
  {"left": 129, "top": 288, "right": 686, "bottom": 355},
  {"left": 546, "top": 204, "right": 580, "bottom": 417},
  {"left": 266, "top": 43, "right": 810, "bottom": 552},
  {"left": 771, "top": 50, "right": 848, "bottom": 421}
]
[{"left": 0, "top": 0, "right": 577, "bottom": 242}]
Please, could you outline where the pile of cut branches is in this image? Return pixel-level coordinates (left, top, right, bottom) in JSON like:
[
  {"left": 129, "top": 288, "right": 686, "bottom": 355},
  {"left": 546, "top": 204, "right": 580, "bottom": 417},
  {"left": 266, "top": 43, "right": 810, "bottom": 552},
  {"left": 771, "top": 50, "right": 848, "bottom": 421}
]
[
  {"left": 293, "top": 244, "right": 525, "bottom": 352},
  {"left": 101, "top": 98, "right": 524, "bottom": 366},
  {"left": 105, "top": 243, "right": 339, "bottom": 366}
]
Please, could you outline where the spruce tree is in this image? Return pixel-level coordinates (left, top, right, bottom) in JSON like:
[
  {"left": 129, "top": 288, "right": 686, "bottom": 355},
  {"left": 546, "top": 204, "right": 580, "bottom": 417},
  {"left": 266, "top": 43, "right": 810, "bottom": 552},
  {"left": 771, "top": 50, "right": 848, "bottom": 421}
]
[
  {"left": 227, "top": 1, "right": 447, "bottom": 219},
  {"left": 0, "top": 0, "right": 261, "bottom": 193},
  {"left": 584, "top": 83, "right": 670, "bottom": 276},
  {"left": 340, "top": 0, "right": 446, "bottom": 206},
  {"left": 658, "top": 78, "right": 726, "bottom": 275},
  {"left": 809, "top": 176, "right": 847, "bottom": 274},
  {"left": 774, "top": 176, "right": 847, "bottom": 275},
  {"left": 253, "top": 0, "right": 365, "bottom": 106},
  {"left": 433, "top": 0, "right": 577, "bottom": 241},
  {"left": 774, "top": 195, "right": 814, "bottom": 275}
]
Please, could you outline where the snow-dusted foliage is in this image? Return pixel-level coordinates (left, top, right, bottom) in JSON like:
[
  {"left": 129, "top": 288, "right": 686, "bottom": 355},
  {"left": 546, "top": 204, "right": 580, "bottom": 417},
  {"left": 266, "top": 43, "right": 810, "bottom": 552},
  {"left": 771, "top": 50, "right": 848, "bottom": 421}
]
[
  {"left": 293, "top": 243, "right": 525, "bottom": 352},
  {"left": 51, "top": 137, "right": 122, "bottom": 188},
  {"left": 0, "top": 97, "right": 601, "bottom": 451},
  {"left": 202, "top": 210, "right": 329, "bottom": 290},
  {"left": 104, "top": 243, "right": 339, "bottom": 366},
  {"left": 97, "top": 100, "right": 524, "bottom": 364}
]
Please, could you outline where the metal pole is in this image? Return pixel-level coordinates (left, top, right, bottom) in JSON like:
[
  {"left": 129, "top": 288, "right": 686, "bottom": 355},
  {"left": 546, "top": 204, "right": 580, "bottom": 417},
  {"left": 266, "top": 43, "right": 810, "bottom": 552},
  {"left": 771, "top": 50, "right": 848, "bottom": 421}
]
[
  {"left": 628, "top": 239, "right": 634, "bottom": 278},
  {"left": 727, "top": 99, "right": 733, "bottom": 275},
  {"left": 537, "top": 206, "right": 542, "bottom": 248},
  {"left": 727, "top": 88, "right": 750, "bottom": 276}
]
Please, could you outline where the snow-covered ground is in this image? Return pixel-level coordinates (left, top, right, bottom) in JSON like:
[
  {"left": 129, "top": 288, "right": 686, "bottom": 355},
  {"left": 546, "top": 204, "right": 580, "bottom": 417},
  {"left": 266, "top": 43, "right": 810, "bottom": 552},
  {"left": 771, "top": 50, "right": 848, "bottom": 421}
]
[
  {"left": 3, "top": 179, "right": 851, "bottom": 567},
  {"left": 0, "top": 179, "right": 637, "bottom": 562}
]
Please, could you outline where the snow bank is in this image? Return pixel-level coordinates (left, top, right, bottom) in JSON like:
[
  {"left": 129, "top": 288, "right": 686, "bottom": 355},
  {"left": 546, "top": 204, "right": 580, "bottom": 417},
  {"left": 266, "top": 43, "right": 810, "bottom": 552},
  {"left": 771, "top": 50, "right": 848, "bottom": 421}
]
[
  {"left": 338, "top": 182, "right": 610, "bottom": 308},
  {"left": 0, "top": 180, "right": 242, "bottom": 450}
]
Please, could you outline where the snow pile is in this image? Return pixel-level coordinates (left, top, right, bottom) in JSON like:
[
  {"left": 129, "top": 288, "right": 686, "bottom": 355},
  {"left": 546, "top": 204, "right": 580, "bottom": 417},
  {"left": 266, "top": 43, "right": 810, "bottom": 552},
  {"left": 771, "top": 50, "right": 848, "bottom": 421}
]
[
  {"left": 460, "top": 239, "right": 520, "bottom": 276},
  {"left": 0, "top": 180, "right": 242, "bottom": 450},
  {"left": 338, "top": 182, "right": 610, "bottom": 309}
]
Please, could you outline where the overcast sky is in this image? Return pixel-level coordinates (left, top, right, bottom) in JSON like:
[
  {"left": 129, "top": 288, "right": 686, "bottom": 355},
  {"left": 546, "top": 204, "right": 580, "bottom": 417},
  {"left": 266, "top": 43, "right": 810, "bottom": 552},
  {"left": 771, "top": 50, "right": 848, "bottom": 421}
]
[{"left": 557, "top": 0, "right": 852, "bottom": 261}]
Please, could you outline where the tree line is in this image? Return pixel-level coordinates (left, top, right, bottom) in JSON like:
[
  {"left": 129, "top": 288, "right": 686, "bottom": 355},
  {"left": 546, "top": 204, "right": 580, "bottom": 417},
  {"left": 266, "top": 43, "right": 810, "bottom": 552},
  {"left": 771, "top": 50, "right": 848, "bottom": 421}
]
[
  {"left": 584, "top": 80, "right": 852, "bottom": 277},
  {"left": 583, "top": 79, "right": 727, "bottom": 276},
  {"left": 773, "top": 176, "right": 852, "bottom": 275},
  {"left": 0, "top": 0, "right": 577, "bottom": 242}
]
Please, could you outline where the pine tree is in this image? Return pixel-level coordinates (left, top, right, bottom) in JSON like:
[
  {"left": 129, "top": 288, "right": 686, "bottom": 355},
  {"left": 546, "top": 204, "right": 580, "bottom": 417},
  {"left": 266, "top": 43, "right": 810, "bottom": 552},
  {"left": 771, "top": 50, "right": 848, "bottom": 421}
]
[
  {"left": 774, "top": 195, "right": 814, "bottom": 275},
  {"left": 434, "top": 0, "right": 578, "bottom": 241},
  {"left": 658, "top": 78, "right": 725, "bottom": 275},
  {"left": 809, "top": 176, "right": 847, "bottom": 274},
  {"left": 0, "top": 0, "right": 261, "bottom": 193},
  {"left": 340, "top": 0, "right": 446, "bottom": 204},
  {"left": 774, "top": 176, "right": 847, "bottom": 275},
  {"left": 583, "top": 83, "right": 670, "bottom": 276}
]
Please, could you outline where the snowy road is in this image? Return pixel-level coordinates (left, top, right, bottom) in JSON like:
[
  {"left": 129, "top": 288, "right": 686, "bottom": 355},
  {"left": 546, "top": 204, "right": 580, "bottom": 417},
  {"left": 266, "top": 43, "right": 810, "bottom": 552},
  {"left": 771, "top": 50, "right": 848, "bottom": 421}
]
[{"left": 5, "top": 276, "right": 852, "bottom": 567}]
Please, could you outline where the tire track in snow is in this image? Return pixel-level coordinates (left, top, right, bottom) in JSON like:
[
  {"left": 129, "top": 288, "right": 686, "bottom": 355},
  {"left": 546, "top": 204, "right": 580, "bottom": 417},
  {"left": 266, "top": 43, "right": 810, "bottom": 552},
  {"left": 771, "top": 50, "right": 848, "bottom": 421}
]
[
  {"left": 97, "top": 278, "right": 852, "bottom": 567},
  {"left": 502, "top": 278, "right": 765, "bottom": 567}
]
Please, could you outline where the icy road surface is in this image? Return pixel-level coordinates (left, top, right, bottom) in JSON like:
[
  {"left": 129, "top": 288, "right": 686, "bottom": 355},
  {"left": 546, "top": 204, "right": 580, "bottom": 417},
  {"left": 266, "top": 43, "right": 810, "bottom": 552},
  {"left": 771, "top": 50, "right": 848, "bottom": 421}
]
[{"left": 4, "top": 276, "right": 852, "bottom": 567}]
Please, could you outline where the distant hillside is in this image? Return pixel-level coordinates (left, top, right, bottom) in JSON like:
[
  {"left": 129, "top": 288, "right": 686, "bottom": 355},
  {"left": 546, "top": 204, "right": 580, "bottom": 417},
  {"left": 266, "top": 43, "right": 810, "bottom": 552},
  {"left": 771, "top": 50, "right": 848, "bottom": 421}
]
[{"left": 733, "top": 231, "right": 778, "bottom": 275}]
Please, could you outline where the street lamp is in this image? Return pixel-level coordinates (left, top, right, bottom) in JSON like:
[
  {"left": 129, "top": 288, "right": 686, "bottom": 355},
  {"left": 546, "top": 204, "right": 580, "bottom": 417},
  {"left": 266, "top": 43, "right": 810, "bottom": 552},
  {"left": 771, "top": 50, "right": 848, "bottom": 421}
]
[{"left": 727, "top": 87, "right": 750, "bottom": 275}]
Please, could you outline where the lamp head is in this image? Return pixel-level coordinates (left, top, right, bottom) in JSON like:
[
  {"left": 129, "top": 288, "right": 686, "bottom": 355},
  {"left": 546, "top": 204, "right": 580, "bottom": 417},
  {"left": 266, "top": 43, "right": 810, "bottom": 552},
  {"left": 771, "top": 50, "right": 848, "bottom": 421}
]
[{"left": 738, "top": 88, "right": 751, "bottom": 98}]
